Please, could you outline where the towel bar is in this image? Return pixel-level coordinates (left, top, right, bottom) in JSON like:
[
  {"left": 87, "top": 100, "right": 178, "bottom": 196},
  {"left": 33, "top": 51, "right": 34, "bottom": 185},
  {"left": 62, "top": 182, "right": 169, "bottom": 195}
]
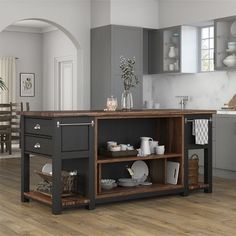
[{"left": 184, "top": 118, "right": 212, "bottom": 124}]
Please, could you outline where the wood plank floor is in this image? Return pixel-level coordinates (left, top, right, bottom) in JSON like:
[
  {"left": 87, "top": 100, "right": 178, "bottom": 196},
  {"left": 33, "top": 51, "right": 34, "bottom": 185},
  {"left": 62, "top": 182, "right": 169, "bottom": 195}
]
[{"left": 0, "top": 157, "right": 236, "bottom": 236}]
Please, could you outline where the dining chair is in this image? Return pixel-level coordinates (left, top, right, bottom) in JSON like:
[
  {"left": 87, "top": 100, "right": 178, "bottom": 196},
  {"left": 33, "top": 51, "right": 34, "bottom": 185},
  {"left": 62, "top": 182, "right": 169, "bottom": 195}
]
[
  {"left": 10, "top": 102, "right": 30, "bottom": 148},
  {"left": 10, "top": 102, "right": 23, "bottom": 146},
  {"left": 0, "top": 104, "right": 12, "bottom": 154}
]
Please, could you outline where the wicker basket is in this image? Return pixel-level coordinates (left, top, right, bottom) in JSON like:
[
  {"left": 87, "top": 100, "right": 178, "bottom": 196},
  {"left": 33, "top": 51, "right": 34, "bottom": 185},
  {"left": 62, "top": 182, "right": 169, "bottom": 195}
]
[
  {"left": 35, "top": 170, "right": 78, "bottom": 196},
  {"left": 188, "top": 154, "right": 199, "bottom": 185}
]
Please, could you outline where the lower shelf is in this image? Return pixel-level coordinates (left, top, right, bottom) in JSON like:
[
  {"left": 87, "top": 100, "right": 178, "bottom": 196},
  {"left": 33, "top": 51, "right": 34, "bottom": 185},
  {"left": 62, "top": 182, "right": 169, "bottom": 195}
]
[
  {"left": 188, "top": 183, "right": 209, "bottom": 190},
  {"left": 96, "top": 183, "right": 184, "bottom": 199},
  {"left": 24, "top": 191, "right": 90, "bottom": 207}
]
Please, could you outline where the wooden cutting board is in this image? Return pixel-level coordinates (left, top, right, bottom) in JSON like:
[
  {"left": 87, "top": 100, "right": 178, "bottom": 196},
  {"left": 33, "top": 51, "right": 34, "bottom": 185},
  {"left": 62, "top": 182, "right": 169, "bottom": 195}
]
[
  {"left": 228, "top": 94, "right": 236, "bottom": 108},
  {"left": 166, "top": 161, "right": 180, "bottom": 185}
]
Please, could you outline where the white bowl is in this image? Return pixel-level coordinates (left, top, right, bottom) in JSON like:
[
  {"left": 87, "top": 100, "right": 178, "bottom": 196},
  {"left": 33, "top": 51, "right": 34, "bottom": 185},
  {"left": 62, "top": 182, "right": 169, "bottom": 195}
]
[
  {"left": 223, "top": 54, "right": 236, "bottom": 67},
  {"left": 231, "top": 21, "right": 236, "bottom": 37},
  {"left": 101, "top": 179, "right": 116, "bottom": 190},
  {"left": 101, "top": 179, "right": 116, "bottom": 184},
  {"left": 228, "top": 42, "right": 236, "bottom": 51},
  {"left": 101, "top": 182, "right": 117, "bottom": 190},
  {"left": 228, "top": 42, "right": 236, "bottom": 45},
  {"left": 110, "top": 146, "right": 121, "bottom": 151}
]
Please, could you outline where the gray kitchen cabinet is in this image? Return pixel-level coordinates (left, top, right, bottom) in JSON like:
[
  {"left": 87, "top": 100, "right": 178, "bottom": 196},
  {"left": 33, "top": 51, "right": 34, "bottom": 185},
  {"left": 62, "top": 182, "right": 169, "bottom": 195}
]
[
  {"left": 214, "top": 114, "right": 236, "bottom": 171},
  {"left": 91, "top": 25, "right": 143, "bottom": 110},
  {"left": 214, "top": 16, "right": 236, "bottom": 70},
  {"left": 148, "top": 25, "right": 198, "bottom": 74}
]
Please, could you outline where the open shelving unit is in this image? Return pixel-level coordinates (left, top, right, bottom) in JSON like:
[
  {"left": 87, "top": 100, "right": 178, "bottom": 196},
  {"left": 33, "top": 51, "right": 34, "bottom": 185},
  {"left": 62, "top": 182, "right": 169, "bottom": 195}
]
[{"left": 95, "top": 116, "right": 184, "bottom": 200}]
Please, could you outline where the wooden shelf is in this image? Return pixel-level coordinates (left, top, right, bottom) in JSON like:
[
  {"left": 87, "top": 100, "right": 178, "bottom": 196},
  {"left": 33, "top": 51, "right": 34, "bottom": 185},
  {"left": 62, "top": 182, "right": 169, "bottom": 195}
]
[
  {"left": 96, "top": 183, "right": 184, "bottom": 199},
  {"left": 97, "top": 153, "right": 182, "bottom": 164},
  {"left": 188, "top": 183, "right": 209, "bottom": 191},
  {"left": 24, "top": 191, "right": 90, "bottom": 207}
]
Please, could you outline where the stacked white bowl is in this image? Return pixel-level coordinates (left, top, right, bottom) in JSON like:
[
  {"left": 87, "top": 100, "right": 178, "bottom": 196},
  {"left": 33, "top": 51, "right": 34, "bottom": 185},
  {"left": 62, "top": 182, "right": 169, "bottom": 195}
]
[{"left": 228, "top": 42, "right": 236, "bottom": 51}]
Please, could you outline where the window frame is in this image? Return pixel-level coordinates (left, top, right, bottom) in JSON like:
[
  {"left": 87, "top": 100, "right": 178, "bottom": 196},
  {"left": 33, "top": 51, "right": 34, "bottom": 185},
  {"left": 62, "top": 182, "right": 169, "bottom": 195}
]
[{"left": 199, "top": 25, "right": 215, "bottom": 72}]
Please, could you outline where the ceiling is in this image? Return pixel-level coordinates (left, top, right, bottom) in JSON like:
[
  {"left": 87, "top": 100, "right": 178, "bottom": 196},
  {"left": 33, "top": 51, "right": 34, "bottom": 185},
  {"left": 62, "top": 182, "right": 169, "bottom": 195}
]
[
  {"left": 4, "top": 20, "right": 57, "bottom": 33},
  {"left": 13, "top": 20, "right": 51, "bottom": 29}
]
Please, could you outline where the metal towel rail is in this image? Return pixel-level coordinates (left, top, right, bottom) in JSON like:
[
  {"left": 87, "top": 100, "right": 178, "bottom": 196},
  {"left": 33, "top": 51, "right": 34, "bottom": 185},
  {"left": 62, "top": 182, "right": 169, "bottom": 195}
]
[
  {"left": 184, "top": 118, "right": 212, "bottom": 124},
  {"left": 56, "top": 120, "right": 94, "bottom": 128}
]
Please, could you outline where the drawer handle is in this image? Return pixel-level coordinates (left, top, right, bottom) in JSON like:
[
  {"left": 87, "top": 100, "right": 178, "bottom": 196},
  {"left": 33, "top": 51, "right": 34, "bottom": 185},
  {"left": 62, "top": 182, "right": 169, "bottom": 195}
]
[
  {"left": 34, "top": 124, "right": 41, "bottom": 130},
  {"left": 34, "top": 143, "right": 41, "bottom": 149}
]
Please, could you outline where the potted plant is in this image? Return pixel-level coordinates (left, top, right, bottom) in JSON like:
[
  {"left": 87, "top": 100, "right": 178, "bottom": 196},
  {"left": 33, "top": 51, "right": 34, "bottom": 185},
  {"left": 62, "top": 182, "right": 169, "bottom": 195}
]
[
  {"left": 120, "top": 56, "right": 139, "bottom": 110},
  {"left": 0, "top": 77, "right": 7, "bottom": 91}
]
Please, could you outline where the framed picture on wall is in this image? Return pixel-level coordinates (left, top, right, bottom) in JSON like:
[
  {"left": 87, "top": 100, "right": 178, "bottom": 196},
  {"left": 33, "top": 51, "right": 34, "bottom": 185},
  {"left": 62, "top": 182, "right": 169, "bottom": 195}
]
[{"left": 20, "top": 73, "right": 35, "bottom": 97}]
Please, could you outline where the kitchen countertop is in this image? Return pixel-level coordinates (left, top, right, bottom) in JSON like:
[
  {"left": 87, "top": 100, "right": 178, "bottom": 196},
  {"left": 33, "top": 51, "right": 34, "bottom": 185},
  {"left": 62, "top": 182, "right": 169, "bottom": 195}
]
[{"left": 19, "top": 109, "right": 216, "bottom": 118}]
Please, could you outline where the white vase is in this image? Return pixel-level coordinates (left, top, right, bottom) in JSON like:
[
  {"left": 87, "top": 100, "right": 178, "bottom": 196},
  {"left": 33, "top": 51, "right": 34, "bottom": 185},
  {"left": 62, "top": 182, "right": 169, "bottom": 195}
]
[{"left": 168, "top": 46, "right": 176, "bottom": 58}]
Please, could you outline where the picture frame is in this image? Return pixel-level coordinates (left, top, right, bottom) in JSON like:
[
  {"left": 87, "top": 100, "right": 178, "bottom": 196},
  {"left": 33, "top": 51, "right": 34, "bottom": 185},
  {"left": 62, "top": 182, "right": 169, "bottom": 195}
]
[{"left": 20, "top": 73, "right": 35, "bottom": 97}]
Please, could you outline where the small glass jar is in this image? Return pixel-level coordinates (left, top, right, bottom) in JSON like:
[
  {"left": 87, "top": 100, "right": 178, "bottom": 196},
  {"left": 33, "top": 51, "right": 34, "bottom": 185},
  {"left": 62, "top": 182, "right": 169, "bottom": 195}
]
[{"left": 106, "top": 96, "right": 118, "bottom": 111}]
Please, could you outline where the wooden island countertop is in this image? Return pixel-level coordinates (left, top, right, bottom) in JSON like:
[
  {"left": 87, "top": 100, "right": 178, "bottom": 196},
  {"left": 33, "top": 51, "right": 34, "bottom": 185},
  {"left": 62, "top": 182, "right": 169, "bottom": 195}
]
[{"left": 20, "top": 109, "right": 216, "bottom": 118}]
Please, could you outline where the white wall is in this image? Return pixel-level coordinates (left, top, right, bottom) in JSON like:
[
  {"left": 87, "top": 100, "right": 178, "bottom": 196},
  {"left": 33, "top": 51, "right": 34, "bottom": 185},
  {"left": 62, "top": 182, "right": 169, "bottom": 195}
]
[
  {"left": 152, "top": 71, "right": 236, "bottom": 110},
  {"left": 91, "top": 0, "right": 159, "bottom": 29},
  {"left": 110, "top": 0, "right": 159, "bottom": 28},
  {"left": 159, "top": 0, "right": 236, "bottom": 28},
  {"left": 43, "top": 29, "right": 77, "bottom": 110},
  {"left": 91, "top": 0, "right": 111, "bottom": 28},
  {"left": 0, "top": 30, "right": 43, "bottom": 110},
  {"left": 146, "top": 0, "right": 236, "bottom": 110},
  {"left": 0, "top": 0, "right": 91, "bottom": 110}
]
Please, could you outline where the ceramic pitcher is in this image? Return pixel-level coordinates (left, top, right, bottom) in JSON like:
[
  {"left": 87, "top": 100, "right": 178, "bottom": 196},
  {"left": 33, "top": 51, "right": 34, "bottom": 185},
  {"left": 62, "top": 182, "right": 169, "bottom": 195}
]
[
  {"left": 168, "top": 46, "right": 176, "bottom": 58},
  {"left": 140, "top": 137, "right": 153, "bottom": 156}
]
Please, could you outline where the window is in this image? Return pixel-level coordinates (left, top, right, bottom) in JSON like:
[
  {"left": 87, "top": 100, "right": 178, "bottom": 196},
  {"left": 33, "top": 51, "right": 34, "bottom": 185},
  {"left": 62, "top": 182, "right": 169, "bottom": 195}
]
[{"left": 200, "top": 26, "right": 214, "bottom": 72}]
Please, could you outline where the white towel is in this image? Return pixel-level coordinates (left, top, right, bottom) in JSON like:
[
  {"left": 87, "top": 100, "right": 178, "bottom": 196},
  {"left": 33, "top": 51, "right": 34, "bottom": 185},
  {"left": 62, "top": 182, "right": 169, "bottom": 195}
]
[{"left": 193, "top": 119, "right": 208, "bottom": 145}]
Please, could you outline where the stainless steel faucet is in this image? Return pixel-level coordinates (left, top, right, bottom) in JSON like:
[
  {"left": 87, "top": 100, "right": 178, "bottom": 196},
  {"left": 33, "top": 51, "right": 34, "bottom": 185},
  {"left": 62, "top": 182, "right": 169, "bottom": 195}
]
[{"left": 176, "top": 96, "right": 189, "bottom": 109}]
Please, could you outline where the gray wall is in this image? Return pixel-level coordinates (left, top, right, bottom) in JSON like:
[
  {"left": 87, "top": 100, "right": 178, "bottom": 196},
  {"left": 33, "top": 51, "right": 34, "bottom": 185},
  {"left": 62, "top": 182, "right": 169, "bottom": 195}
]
[
  {"left": 0, "top": 30, "right": 43, "bottom": 110},
  {"left": 43, "top": 30, "right": 77, "bottom": 110},
  {"left": 0, "top": 0, "right": 91, "bottom": 110}
]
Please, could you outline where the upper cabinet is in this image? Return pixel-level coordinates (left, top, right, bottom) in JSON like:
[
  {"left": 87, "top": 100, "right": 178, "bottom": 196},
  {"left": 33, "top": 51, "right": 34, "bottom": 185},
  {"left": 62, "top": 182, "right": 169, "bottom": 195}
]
[
  {"left": 148, "top": 25, "right": 198, "bottom": 74},
  {"left": 214, "top": 16, "right": 236, "bottom": 70},
  {"left": 91, "top": 25, "right": 143, "bottom": 110}
]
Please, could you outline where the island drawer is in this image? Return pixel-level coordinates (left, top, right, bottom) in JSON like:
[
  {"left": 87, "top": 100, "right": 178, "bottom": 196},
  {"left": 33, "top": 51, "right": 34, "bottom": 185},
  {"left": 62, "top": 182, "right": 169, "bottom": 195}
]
[
  {"left": 25, "top": 136, "right": 52, "bottom": 156},
  {"left": 25, "top": 118, "right": 53, "bottom": 136}
]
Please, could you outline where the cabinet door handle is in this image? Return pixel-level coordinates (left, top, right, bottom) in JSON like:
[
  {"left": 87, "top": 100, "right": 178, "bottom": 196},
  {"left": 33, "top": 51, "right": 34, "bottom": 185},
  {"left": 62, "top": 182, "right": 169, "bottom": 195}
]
[
  {"left": 56, "top": 120, "right": 94, "bottom": 128},
  {"left": 34, "top": 124, "right": 41, "bottom": 130},
  {"left": 34, "top": 143, "right": 41, "bottom": 149}
]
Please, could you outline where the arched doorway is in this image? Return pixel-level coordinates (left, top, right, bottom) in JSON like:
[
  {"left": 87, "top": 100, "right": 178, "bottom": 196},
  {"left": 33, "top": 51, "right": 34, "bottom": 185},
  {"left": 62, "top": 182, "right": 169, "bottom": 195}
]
[{"left": 0, "top": 18, "right": 81, "bottom": 110}]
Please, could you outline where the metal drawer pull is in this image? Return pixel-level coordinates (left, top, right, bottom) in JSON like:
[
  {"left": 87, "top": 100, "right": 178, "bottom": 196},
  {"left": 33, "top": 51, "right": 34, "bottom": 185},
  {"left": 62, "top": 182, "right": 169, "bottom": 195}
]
[
  {"left": 34, "top": 124, "right": 41, "bottom": 130},
  {"left": 34, "top": 143, "right": 41, "bottom": 149},
  {"left": 56, "top": 120, "right": 94, "bottom": 128}
]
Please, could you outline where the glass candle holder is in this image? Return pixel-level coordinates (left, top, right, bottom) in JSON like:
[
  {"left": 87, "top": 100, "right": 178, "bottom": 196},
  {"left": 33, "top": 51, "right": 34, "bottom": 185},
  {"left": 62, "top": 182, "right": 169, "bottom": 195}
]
[{"left": 106, "top": 96, "right": 118, "bottom": 111}]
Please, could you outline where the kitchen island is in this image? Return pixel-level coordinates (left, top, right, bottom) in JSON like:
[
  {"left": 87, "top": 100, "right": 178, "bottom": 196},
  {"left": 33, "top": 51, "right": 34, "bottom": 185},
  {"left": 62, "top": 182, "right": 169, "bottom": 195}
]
[{"left": 20, "top": 109, "right": 215, "bottom": 214}]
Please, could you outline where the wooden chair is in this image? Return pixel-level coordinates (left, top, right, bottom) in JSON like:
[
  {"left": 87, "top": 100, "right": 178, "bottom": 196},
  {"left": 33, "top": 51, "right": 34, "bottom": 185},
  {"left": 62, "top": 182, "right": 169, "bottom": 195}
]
[
  {"left": 10, "top": 102, "right": 30, "bottom": 148},
  {"left": 0, "top": 104, "right": 12, "bottom": 154}
]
